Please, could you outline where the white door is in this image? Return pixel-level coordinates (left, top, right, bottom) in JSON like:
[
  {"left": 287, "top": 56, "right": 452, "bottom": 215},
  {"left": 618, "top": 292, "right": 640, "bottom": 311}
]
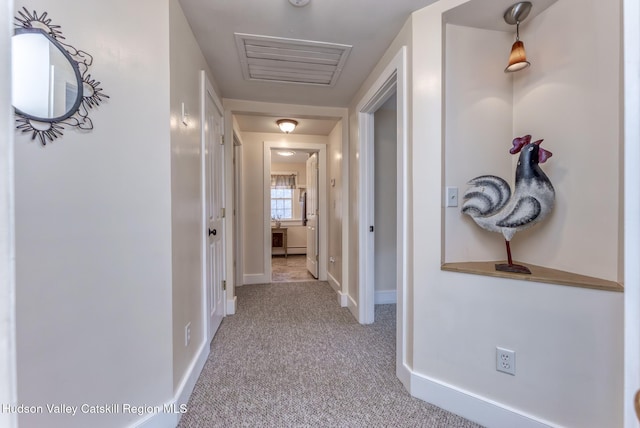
[
  {"left": 203, "top": 77, "right": 224, "bottom": 341},
  {"left": 306, "top": 153, "right": 319, "bottom": 278}
]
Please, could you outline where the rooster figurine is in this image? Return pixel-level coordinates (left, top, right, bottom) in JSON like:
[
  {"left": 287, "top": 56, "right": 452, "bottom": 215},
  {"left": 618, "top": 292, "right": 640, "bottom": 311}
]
[{"left": 461, "top": 135, "right": 555, "bottom": 274}]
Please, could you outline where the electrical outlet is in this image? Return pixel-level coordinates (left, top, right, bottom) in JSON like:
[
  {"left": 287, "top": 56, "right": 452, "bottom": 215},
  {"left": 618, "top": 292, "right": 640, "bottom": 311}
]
[
  {"left": 496, "top": 347, "right": 516, "bottom": 375},
  {"left": 185, "top": 322, "right": 191, "bottom": 347}
]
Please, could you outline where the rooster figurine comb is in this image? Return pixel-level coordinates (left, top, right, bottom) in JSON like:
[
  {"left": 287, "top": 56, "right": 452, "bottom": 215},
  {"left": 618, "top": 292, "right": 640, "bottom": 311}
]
[{"left": 461, "top": 135, "right": 555, "bottom": 274}]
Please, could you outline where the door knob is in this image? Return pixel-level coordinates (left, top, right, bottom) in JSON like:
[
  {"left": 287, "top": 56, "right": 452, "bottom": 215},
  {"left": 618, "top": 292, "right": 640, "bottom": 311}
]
[{"left": 208, "top": 228, "right": 217, "bottom": 236}]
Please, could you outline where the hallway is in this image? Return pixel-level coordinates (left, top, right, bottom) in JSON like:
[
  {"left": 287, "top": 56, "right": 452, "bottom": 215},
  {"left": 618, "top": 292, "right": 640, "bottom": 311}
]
[{"left": 178, "top": 282, "right": 482, "bottom": 427}]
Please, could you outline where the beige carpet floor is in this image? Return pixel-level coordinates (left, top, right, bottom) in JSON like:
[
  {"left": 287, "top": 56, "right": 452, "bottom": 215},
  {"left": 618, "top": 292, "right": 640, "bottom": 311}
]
[{"left": 178, "top": 281, "right": 483, "bottom": 428}]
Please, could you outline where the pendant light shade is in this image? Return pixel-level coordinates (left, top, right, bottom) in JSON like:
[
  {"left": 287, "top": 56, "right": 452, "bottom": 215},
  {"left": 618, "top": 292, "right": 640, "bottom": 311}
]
[
  {"left": 505, "top": 40, "right": 530, "bottom": 72},
  {"left": 276, "top": 119, "right": 298, "bottom": 133},
  {"left": 503, "top": 2, "right": 532, "bottom": 73}
]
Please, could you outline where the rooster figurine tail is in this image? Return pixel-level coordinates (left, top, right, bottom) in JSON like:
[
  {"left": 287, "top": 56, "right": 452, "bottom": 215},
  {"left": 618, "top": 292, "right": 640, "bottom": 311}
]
[{"left": 461, "top": 175, "right": 512, "bottom": 234}]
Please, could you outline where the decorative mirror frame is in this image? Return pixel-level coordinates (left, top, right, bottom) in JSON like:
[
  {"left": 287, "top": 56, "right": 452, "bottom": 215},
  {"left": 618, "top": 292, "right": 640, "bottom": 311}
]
[{"left": 13, "top": 8, "right": 109, "bottom": 145}]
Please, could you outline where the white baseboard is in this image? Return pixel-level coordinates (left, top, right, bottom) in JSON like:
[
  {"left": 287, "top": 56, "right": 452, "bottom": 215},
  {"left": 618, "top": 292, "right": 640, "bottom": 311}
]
[
  {"left": 375, "top": 290, "right": 397, "bottom": 304},
  {"left": 327, "top": 273, "right": 347, "bottom": 307},
  {"left": 226, "top": 295, "right": 237, "bottom": 315},
  {"left": 327, "top": 272, "right": 340, "bottom": 291},
  {"left": 272, "top": 247, "right": 306, "bottom": 255},
  {"left": 338, "top": 292, "right": 349, "bottom": 308},
  {"left": 132, "top": 338, "right": 211, "bottom": 428},
  {"left": 347, "top": 294, "right": 358, "bottom": 320},
  {"left": 410, "top": 371, "right": 557, "bottom": 428},
  {"left": 397, "top": 362, "right": 411, "bottom": 392},
  {"left": 243, "top": 273, "right": 270, "bottom": 285}
]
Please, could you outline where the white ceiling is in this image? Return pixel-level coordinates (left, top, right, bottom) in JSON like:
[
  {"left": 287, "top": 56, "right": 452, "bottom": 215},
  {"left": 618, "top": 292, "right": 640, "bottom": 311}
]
[
  {"left": 271, "top": 148, "right": 314, "bottom": 164},
  {"left": 178, "top": 0, "right": 440, "bottom": 107},
  {"left": 235, "top": 114, "right": 339, "bottom": 136},
  {"left": 178, "top": 0, "right": 557, "bottom": 135}
]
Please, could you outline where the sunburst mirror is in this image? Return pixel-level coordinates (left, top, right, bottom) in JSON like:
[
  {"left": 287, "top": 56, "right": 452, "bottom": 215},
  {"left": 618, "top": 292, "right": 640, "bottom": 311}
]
[{"left": 12, "top": 7, "right": 109, "bottom": 145}]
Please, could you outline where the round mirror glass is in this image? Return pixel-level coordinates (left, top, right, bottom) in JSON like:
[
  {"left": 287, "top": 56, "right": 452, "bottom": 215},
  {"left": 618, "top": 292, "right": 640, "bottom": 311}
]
[{"left": 11, "top": 29, "right": 82, "bottom": 121}]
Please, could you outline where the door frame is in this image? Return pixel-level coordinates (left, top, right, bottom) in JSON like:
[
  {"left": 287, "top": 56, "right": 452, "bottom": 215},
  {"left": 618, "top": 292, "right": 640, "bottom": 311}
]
[
  {"left": 233, "top": 132, "right": 244, "bottom": 288},
  {"left": 263, "top": 141, "right": 328, "bottom": 282},
  {"left": 356, "top": 47, "right": 409, "bottom": 385},
  {"left": 1, "top": 2, "right": 17, "bottom": 426},
  {"left": 624, "top": 0, "right": 640, "bottom": 425},
  {"left": 200, "top": 70, "right": 226, "bottom": 343}
]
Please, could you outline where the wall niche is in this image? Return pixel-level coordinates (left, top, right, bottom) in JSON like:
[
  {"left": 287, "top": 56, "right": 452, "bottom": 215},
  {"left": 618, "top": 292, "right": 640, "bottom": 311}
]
[{"left": 441, "top": 0, "right": 623, "bottom": 292}]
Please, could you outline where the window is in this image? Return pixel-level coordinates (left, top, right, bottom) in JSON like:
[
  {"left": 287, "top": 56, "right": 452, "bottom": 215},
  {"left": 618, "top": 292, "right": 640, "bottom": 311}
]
[
  {"left": 271, "top": 173, "right": 297, "bottom": 220},
  {"left": 271, "top": 188, "right": 294, "bottom": 220}
]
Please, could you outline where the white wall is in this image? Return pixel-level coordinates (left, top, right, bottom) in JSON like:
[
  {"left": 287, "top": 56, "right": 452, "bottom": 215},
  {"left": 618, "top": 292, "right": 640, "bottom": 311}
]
[
  {"left": 511, "top": 0, "right": 621, "bottom": 281},
  {"left": 12, "top": 1, "right": 200, "bottom": 427},
  {"left": 407, "top": 0, "right": 623, "bottom": 427},
  {"left": 444, "top": 24, "right": 514, "bottom": 263},
  {"left": 374, "top": 97, "right": 397, "bottom": 293},
  {"left": 169, "top": 0, "right": 221, "bottom": 397},
  {"left": 1, "top": 1, "right": 17, "bottom": 427}
]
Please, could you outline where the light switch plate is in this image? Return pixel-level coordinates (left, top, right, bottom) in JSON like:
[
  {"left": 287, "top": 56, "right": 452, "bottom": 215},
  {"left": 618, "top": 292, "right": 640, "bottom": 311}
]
[{"left": 446, "top": 186, "right": 458, "bottom": 207}]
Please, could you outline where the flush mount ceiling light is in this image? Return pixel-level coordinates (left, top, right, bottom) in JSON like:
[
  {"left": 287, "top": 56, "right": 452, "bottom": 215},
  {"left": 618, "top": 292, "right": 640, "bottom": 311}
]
[
  {"left": 277, "top": 119, "right": 298, "bottom": 133},
  {"left": 277, "top": 150, "right": 296, "bottom": 157},
  {"left": 289, "top": 0, "right": 310, "bottom": 6},
  {"left": 504, "top": 1, "right": 532, "bottom": 73}
]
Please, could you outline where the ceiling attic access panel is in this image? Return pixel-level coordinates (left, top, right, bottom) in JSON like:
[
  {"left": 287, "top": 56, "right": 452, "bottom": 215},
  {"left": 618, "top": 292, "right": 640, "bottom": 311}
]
[{"left": 234, "top": 33, "right": 352, "bottom": 86}]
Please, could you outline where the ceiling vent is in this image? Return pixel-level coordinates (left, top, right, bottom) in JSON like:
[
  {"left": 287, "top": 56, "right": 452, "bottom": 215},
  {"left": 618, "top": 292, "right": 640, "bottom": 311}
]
[{"left": 234, "top": 33, "right": 352, "bottom": 87}]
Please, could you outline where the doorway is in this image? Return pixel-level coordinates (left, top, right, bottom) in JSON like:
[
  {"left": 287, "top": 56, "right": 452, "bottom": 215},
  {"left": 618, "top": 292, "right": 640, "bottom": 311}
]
[
  {"left": 356, "top": 47, "right": 409, "bottom": 387},
  {"left": 269, "top": 147, "right": 318, "bottom": 282},
  {"left": 373, "top": 94, "right": 398, "bottom": 303},
  {"left": 264, "top": 141, "right": 328, "bottom": 283},
  {"left": 201, "top": 71, "right": 225, "bottom": 343}
]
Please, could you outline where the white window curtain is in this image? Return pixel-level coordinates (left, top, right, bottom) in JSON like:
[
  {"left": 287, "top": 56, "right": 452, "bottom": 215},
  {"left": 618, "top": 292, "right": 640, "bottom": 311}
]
[{"left": 271, "top": 174, "right": 296, "bottom": 189}]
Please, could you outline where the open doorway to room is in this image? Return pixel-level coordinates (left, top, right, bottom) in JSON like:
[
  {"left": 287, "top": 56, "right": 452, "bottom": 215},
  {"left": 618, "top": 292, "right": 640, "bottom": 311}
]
[
  {"left": 265, "top": 141, "right": 328, "bottom": 283},
  {"left": 269, "top": 147, "right": 318, "bottom": 283},
  {"left": 356, "top": 47, "right": 408, "bottom": 387},
  {"left": 372, "top": 94, "right": 398, "bottom": 304}
]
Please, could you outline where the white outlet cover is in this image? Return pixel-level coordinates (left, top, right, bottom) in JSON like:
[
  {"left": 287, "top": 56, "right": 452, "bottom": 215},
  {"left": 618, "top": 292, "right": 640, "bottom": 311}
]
[{"left": 496, "top": 347, "right": 516, "bottom": 375}]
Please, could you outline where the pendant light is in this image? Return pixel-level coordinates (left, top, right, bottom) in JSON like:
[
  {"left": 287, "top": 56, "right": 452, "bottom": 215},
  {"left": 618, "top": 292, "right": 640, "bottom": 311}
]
[{"left": 504, "top": 2, "right": 532, "bottom": 73}]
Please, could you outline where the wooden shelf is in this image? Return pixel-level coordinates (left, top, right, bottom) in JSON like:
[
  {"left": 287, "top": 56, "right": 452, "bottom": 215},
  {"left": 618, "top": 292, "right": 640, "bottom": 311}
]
[{"left": 441, "top": 261, "right": 623, "bottom": 293}]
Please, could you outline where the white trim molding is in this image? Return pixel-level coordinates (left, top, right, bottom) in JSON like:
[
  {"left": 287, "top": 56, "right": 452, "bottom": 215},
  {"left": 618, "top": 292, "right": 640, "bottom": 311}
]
[
  {"left": 133, "top": 339, "right": 211, "bottom": 428},
  {"left": 374, "top": 290, "right": 397, "bottom": 304},
  {"left": 624, "top": 0, "right": 640, "bottom": 426},
  {"left": 410, "top": 371, "right": 557, "bottom": 428},
  {"left": 354, "top": 45, "right": 410, "bottom": 392},
  {"left": 327, "top": 273, "right": 348, "bottom": 307},
  {"left": 0, "top": 2, "right": 17, "bottom": 427},
  {"left": 327, "top": 272, "right": 340, "bottom": 292},
  {"left": 243, "top": 273, "right": 270, "bottom": 285},
  {"left": 347, "top": 294, "right": 358, "bottom": 320},
  {"left": 226, "top": 295, "right": 237, "bottom": 315}
]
